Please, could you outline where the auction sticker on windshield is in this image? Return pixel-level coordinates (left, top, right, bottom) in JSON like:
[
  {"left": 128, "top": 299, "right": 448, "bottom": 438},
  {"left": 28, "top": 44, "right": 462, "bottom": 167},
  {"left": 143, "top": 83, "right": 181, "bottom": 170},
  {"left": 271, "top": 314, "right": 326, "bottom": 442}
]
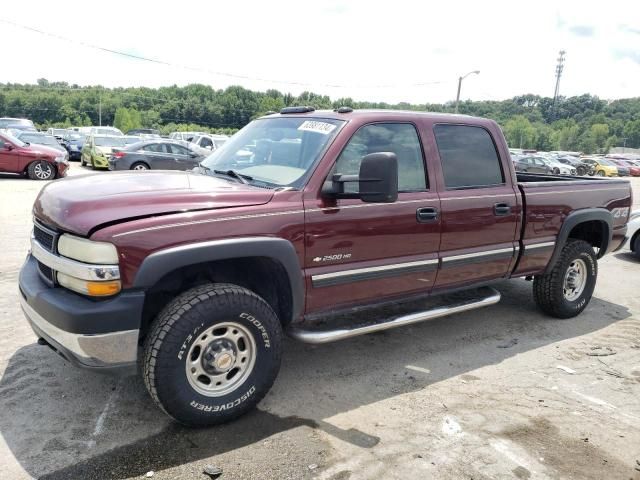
[{"left": 297, "top": 120, "right": 337, "bottom": 135}]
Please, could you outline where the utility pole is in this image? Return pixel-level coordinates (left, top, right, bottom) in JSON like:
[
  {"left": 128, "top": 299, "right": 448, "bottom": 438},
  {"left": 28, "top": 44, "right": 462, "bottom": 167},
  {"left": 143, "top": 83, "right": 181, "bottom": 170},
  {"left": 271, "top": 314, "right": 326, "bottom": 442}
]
[
  {"left": 551, "top": 50, "right": 566, "bottom": 120},
  {"left": 98, "top": 90, "right": 102, "bottom": 126},
  {"left": 622, "top": 137, "right": 627, "bottom": 153},
  {"left": 454, "top": 70, "right": 480, "bottom": 114}
]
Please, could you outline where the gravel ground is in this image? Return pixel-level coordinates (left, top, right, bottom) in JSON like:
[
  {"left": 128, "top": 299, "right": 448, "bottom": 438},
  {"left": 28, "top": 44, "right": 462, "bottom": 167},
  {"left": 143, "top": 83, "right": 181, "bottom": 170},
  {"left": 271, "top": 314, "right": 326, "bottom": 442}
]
[{"left": 1, "top": 164, "right": 639, "bottom": 480}]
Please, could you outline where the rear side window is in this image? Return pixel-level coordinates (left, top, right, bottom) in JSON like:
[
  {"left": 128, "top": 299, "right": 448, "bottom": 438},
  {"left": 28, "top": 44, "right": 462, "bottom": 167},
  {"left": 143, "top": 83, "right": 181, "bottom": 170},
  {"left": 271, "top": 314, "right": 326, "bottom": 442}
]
[
  {"left": 434, "top": 124, "right": 504, "bottom": 189},
  {"left": 333, "top": 123, "right": 427, "bottom": 192}
]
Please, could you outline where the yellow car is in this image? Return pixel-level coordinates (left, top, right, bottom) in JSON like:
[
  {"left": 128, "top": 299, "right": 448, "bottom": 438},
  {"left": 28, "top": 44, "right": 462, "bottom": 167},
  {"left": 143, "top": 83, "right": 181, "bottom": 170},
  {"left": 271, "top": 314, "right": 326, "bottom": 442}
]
[
  {"left": 582, "top": 157, "right": 618, "bottom": 177},
  {"left": 81, "top": 135, "right": 128, "bottom": 169}
]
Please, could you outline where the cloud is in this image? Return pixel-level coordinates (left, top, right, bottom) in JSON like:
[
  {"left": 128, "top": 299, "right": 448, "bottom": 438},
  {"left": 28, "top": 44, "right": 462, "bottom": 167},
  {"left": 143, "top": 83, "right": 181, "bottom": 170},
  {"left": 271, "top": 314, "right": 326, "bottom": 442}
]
[
  {"left": 620, "top": 24, "right": 640, "bottom": 35},
  {"left": 613, "top": 49, "right": 640, "bottom": 65},
  {"left": 568, "top": 25, "right": 596, "bottom": 37}
]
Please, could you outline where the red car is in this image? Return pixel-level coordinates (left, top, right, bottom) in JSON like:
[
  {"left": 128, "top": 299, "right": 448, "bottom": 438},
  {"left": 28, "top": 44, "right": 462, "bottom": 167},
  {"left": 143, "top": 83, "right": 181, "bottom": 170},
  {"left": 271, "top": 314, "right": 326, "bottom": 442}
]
[
  {"left": 0, "top": 132, "right": 69, "bottom": 180},
  {"left": 621, "top": 160, "right": 640, "bottom": 176}
]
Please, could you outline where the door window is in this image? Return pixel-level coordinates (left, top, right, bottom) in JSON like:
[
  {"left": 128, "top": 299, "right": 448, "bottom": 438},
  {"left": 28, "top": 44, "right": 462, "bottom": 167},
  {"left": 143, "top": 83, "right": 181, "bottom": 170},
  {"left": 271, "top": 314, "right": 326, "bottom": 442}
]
[
  {"left": 434, "top": 125, "right": 504, "bottom": 189},
  {"left": 332, "top": 123, "right": 427, "bottom": 193},
  {"left": 169, "top": 144, "right": 190, "bottom": 155},
  {"left": 144, "top": 143, "right": 170, "bottom": 153}
]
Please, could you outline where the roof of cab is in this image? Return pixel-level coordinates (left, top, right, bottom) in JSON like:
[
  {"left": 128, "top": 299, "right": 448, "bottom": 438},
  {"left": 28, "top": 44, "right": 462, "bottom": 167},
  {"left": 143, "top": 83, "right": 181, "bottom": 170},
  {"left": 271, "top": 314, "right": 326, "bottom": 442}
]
[{"left": 261, "top": 108, "right": 493, "bottom": 126}]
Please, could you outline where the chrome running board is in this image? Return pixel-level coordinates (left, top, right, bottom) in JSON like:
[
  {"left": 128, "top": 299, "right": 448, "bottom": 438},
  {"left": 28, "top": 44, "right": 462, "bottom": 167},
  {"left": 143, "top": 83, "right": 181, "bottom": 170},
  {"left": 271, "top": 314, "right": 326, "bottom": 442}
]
[{"left": 287, "top": 287, "right": 501, "bottom": 344}]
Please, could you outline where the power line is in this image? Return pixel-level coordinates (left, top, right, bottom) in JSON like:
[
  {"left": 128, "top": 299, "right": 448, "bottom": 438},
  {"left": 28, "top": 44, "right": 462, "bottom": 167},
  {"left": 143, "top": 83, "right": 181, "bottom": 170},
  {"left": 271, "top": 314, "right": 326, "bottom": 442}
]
[{"left": 0, "top": 18, "right": 445, "bottom": 90}]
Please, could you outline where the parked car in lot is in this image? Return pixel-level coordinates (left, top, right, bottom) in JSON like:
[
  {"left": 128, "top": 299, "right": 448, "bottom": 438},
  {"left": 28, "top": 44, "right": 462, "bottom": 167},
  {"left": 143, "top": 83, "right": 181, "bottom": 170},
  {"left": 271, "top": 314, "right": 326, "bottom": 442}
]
[
  {"left": 0, "top": 131, "right": 68, "bottom": 180},
  {"left": 88, "top": 126, "right": 124, "bottom": 137},
  {"left": 122, "top": 135, "right": 143, "bottom": 146},
  {"left": 0, "top": 117, "right": 34, "bottom": 130},
  {"left": 627, "top": 210, "right": 640, "bottom": 258},
  {"left": 45, "top": 128, "right": 69, "bottom": 141},
  {"left": 554, "top": 156, "right": 593, "bottom": 176},
  {"left": 169, "top": 131, "right": 207, "bottom": 142},
  {"left": 15, "top": 131, "right": 67, "bottom": 154},
  {"left": 19, "top": 108, "right": 631, "bottom": 426},
  {"left": 108, "top": 140, "right": 205, "bottom": 171},
  {"left": 126, "top": 128, "right": 160, "bottom": 136},
  {"left": 540, "top": 157, "right": 576, "bottom": 175},
  {"left": 190, "top": 134, "right": 229, "bottom": 151},
  {"left": 618, "top": 160, "right": 640, "bottom": 176},
  {"left": 582, "top": 157, "right": 620, "bottom": 177},
  {"left": 607, "top": 158, "right": 631, "bottom": 177},
  {"left": 6, "top": 124, "right": 38, "bottom": 135},
  {"left": 81, "top": 135, "right": 128, "bottom": 168},
  {"left": 61, "top": 132, "right": 85, "bottom": 161},
  {"left": 513, "top": 155, "right": 552, "bottom": 174}
]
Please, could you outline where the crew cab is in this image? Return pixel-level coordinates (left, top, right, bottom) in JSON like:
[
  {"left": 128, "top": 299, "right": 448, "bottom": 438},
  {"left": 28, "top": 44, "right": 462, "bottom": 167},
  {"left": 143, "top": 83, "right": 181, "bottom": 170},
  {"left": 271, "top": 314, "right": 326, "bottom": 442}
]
[{"left": 19, "top": 108, "right": 631, "bottom": 426}]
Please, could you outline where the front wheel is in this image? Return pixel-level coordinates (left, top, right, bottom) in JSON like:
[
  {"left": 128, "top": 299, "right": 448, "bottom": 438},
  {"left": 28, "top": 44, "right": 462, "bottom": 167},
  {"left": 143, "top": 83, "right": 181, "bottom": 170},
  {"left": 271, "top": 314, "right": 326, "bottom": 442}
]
[
  {"left": 143, "top": 283, "right": 283, "bottom": 426},
  {"left": 27, "top": 161, "right": 55, "bottom": 180},
  {"left": 533, "top": 240, "right": 597, "bottom": 318},
  {"left": 633, "top": 235, "right": 640, "bottom": 260}
]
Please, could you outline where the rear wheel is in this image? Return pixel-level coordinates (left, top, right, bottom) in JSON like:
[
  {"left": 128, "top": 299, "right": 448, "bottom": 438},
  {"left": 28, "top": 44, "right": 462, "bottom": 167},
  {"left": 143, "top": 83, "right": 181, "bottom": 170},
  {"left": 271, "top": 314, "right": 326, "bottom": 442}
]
[
  {"left": 533, "top": 240, "right": 597, "bottom": 318},
  {"left": 143, "top": 283, "right": 283, "bottom": 426},
  {"left": 27, "top": 161, "right": 55, "bottom": 180},
  {"left": 131, "top": 162, "right": 149, "bottom": 170},
  {"left": 597, "top": 170, "right": 605, "bottom": 177}
]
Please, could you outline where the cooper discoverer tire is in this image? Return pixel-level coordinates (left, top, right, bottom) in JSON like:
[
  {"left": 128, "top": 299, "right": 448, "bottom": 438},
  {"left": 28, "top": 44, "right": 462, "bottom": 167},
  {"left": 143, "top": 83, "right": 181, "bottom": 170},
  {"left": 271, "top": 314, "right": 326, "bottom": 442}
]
[
  {"left": 533, "top": 240, "right": 597, "bottom": 319},
  {"left": 143, "top": 283, "right": 282, "bottom": 426}
]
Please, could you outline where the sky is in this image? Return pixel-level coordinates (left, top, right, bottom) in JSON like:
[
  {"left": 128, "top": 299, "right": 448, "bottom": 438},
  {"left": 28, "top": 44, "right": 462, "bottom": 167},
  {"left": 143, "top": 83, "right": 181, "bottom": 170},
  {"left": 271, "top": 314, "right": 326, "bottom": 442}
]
[{"left": 1, "top": 0, "right": 639, "bottom": 104}]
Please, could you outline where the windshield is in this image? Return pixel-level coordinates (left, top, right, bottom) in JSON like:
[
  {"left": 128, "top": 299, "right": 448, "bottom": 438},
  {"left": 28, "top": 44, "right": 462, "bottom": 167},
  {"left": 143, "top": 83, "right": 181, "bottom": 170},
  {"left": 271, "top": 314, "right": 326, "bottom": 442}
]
[
  {"left": 123, "top": 137, "right": 142, "bottom": 144},
  {"left": 2, "top": 132, "right": 27, "bottom": 147},
  {"left": 94, "top": 136, "right": 127, "bottom": 147},
  {"left": 21, "top": 134, "right": 59, "bottom": 146},
  {"left": 200, "top": 117, "right": 344, "bottom": 187},
  {"left": 0, "top": 118, "right": 33, "bottom": 128},
  {"left": 64, "top": 133, "right": 83, "bottom": 141},
  {"left": 598, "top": 159, "right": 615, "bottom": 166}
]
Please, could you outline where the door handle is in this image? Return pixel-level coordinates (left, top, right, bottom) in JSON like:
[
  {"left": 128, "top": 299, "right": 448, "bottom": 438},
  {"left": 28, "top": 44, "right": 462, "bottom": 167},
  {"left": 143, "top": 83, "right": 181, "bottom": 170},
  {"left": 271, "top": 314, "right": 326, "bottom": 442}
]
[
  {"left": 494, "top": 203, "right": 511, "bottom": 216},
  {"left": 416, "top": 207, "right": 438, "bottom": 223}
]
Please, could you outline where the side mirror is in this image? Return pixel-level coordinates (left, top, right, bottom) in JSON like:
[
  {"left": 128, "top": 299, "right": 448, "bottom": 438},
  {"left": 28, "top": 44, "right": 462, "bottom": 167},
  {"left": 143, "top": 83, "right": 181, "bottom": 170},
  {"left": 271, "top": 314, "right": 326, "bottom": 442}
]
[
  {"left": 4, "top": 143, "right": 13, "bottom": 151},
  {"left": 322, "top": 152, "right": 398, "bottom": 203}
]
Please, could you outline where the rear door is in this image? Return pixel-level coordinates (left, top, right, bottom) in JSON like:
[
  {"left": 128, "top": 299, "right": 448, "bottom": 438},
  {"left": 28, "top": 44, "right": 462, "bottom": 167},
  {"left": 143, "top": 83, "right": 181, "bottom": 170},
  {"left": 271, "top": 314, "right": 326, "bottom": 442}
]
[
  {"left": 304, "top": 121, "right": 441, "bottom": 313},
  {"left": 141, "top": 143, "right": 175, "bottom": 169},
  {"left": 430, "top": 123, "right": 520, "bottom": 290}
]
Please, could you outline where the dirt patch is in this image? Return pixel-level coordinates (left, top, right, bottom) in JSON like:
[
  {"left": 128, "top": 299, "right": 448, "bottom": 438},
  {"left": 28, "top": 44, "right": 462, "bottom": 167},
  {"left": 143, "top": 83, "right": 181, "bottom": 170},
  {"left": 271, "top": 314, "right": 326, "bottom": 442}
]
[{"left": 502, "top": 417, "right": 637, "bottom": 479}]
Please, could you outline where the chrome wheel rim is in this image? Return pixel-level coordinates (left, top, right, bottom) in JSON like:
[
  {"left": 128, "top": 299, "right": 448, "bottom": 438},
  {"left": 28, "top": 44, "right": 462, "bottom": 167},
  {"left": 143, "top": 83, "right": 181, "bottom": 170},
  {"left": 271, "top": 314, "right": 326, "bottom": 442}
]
[
  {"left": 34, "top": 163, "right": 53, "bottom": 179},
  {"left": 563, "top": 259, "right": 587, "bottom": 301},
  {"left": 185, "top": 322, "right": 256, "bottom": 397},
  {"left": 133, "top": 164, "right": 148, "bottom": 170}
]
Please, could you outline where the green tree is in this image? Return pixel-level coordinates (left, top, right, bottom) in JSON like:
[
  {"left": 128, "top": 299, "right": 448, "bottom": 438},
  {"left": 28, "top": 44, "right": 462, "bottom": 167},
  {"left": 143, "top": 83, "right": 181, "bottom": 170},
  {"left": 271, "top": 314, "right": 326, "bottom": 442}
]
[
  {"left": 504, "top": 115, "right": 536, "bottom": 148},
  {"left": 590, "top": 123, "right": 609, "bottom": 152},
  {"left": 623, "top": 119, "right": 640, "bottom": 148}
]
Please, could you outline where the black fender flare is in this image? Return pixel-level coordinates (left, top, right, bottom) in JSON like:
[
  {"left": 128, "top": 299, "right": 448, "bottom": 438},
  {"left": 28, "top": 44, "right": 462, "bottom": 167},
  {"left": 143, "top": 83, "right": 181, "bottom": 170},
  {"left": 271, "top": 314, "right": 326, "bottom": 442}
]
[
  {"left": 545, "top": 208, "right": 613, "bottom": 274},
  {"left": 132, "top": 237, "right": 304, "bottom": 322}
]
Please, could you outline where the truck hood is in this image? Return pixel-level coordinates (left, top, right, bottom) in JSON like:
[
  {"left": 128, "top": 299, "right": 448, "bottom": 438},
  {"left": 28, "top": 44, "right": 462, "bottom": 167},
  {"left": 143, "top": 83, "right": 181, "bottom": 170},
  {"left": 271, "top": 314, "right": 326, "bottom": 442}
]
[{"left": 33, "top": 171, "right": 275, "bottom": 236}]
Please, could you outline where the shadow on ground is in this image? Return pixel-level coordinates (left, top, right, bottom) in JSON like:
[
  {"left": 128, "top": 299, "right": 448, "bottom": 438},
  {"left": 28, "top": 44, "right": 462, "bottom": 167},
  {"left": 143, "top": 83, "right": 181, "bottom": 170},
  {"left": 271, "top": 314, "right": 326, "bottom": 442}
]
[{"left": 0, "top": 279, "right": 631, "bottom": 479}]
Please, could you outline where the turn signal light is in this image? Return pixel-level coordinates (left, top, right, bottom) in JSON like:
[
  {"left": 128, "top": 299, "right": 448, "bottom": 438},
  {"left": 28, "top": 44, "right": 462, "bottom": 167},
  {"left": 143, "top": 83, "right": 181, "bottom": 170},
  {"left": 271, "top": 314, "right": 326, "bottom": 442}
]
[{"left": 87, "top": 281, "right": 122, "bottom": 296}]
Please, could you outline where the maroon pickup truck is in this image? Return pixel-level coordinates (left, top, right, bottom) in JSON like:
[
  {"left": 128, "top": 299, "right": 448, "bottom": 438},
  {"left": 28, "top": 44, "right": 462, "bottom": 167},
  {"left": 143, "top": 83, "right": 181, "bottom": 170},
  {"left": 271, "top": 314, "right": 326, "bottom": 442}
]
[{"left": 19, "top": 108, "right": 631, "bottom": 426}]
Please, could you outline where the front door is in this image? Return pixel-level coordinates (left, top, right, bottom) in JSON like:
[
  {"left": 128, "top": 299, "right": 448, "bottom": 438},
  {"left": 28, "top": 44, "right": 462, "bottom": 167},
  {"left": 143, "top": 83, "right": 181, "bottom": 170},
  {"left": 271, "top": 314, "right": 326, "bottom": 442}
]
[
  {"left": 304, "top": 122, "right": 441, "bottom": 314},
  {"left": 0, "top": 137, "right": 17, "bottom": 172},
  {"left": 430, "top": 123, "right": 520, "bottom": 290}
]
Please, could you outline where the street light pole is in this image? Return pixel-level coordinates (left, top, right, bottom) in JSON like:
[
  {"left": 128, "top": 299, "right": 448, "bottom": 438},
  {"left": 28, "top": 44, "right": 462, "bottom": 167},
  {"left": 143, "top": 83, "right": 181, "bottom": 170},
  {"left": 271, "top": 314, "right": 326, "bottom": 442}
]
[{"left": 454, "top": 70, "right": 480, "bottom": 114}]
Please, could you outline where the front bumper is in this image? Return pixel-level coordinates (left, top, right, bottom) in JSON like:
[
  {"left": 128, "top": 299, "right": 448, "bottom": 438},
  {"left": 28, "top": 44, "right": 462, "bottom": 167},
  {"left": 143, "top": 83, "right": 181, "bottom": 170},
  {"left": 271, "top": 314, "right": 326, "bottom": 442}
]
[
  {"left": 19, "top": 255, "right": 144, "bottom": 371},
  {"left": 93, "top": 155, "right": 110, "bottom": 168}
]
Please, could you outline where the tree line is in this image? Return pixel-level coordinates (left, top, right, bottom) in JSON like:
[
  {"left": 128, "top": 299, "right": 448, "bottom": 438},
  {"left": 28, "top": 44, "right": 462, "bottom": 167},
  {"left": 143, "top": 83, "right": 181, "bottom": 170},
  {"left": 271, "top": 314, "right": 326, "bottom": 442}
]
[{"left": 1, "top": 79, "right": 639, "bottom": 152}]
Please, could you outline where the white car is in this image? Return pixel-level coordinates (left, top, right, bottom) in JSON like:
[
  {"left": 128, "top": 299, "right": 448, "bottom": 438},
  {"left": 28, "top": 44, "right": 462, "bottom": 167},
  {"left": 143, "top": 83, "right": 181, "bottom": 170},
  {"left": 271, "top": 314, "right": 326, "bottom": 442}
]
[
  {"left": 190, "top": 134, "right": 229, "bottom": 151},
  {"left": 627, "top": 210, "right": 640, "bottom": 258},
  {"left": 540, "top": 157, "right": 576, "bottom": 175}
]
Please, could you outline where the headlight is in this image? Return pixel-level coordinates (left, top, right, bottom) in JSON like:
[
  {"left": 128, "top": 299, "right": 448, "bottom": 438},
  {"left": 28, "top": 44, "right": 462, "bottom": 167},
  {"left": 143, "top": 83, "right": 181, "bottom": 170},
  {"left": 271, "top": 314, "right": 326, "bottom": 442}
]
[
  {"left": 58, "top": 234, "right": 119, "bottom": 264},
  {"left": 95, "top": 147, "right": 104, "bottom": 156},
  {"left": 55, "top": 155, "right": 66, "bottom": 163}
]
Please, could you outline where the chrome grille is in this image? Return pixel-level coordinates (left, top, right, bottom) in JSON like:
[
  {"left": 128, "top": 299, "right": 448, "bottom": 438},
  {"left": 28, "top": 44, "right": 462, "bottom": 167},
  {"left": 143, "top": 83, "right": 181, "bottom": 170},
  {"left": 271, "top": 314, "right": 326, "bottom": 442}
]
[{"left": 33, "top": 222, "right": 56, "bottom": 252}]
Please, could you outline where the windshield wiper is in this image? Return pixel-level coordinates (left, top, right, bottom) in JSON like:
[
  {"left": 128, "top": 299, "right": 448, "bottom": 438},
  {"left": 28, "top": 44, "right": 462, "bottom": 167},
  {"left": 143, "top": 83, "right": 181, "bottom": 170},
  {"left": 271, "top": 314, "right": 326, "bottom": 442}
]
[{"left": 213, "top": 169, "right": 253, "bottom": 185}]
